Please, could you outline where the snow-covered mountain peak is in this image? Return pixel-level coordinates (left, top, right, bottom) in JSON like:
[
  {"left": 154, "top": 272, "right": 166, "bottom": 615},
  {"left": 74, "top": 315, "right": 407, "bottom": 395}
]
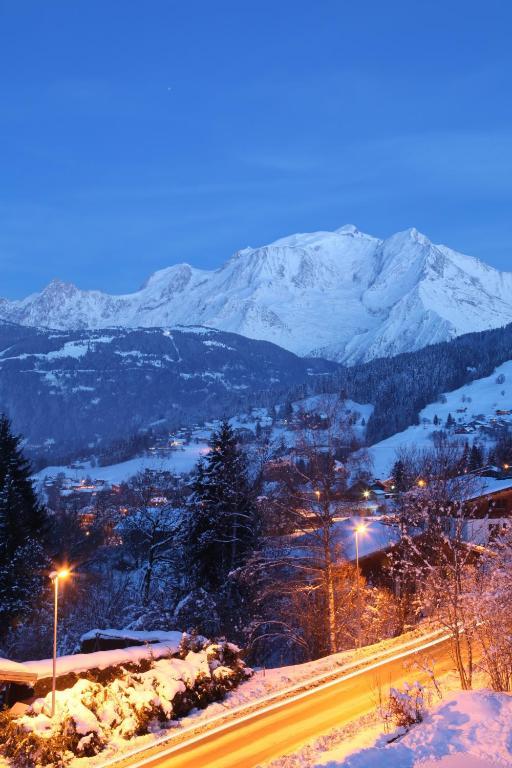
[
  {"left": 43, "top": 278, "right": 80, "bottom": 296},
  {"left": 1, "top": 224, "right": 512, "bottom": 364},
  {"left": 335, "top": 224, "right": 360, "bottom": 235},
  {"left": 141, "top": 263, "right": 202, "bottom": 292},
  {"left": 381, "top": 226, "right": 432, "bottom": 254},
  {"left": 406, "top": 226, "right": 430, "bottom": 245},
  {"left": 269, "top": 224, "right": 378, "bottom": 250}
]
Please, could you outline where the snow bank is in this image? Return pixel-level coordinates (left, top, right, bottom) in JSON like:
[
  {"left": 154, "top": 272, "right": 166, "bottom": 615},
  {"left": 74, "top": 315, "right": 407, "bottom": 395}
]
[
  {"left": 1, "top": 640, "right": 250, "bottom": 767},
  {"left": 315, "top": 690, "right": 512, "bottom": 768}
]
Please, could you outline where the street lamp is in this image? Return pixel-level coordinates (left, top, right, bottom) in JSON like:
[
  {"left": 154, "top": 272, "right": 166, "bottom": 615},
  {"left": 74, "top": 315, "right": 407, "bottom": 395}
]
[
  {"left": 354, "top": 524, "right": 367, "bottom": 649},
  {"left": 49, "top": 568, "right": 70, "bottom": 718},
  {"left": 362, "top": 489, "right": 370, "bottom": 500}
]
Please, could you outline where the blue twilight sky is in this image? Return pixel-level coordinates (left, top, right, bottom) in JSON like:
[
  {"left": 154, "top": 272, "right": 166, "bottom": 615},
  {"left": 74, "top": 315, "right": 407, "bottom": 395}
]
[{"left": 1, "top": 0, "right": 512, "bottom": 298}]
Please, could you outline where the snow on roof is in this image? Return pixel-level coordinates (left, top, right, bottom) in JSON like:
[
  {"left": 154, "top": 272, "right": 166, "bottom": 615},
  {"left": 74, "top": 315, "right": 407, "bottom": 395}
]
[
  {"left": 0, "top": 657, "right": 37, "bottom": 684},
  {"left": 338, "top": 518, "right": 400, "bottom": 560},
  {"left": 24, "top": 639, "right": 182, "bottom": 681},
  {"left": 80, "top": 628, "right": 181, "bottom": 645},
  {"left": 291, "top": 518, "right": 399, "bottom": 562},
  {"left": 464, "top": 476, "right": 512, "bottom": 501}
]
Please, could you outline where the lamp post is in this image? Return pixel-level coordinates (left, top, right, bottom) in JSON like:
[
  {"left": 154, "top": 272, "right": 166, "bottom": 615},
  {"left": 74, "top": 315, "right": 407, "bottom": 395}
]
[
  {"left": 49, "top": 568, "right": 70, "bottom": 718},
  {"left": 354, "top": 524, "right": 367, "bottom": 649}
]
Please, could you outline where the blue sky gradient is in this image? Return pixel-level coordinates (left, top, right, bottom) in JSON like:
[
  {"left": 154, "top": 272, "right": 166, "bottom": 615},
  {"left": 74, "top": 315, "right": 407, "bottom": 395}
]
[{"left": 1, "top": 0, "right": 512, "bottom": 297}]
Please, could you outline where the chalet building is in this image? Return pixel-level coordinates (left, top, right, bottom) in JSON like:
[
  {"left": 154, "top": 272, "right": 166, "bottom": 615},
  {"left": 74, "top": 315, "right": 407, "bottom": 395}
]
[{"left": 460, "top": 477, "right": 512, "bottom": 544}]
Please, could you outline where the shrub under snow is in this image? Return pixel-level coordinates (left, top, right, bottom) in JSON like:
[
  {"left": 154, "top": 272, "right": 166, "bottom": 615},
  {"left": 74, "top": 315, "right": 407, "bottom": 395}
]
[
  {"left": 381, "top": 682, "right": 427, "bottom": 731},
  {"left": 0, "top": 638, "right": 251, "bottom": 767}
]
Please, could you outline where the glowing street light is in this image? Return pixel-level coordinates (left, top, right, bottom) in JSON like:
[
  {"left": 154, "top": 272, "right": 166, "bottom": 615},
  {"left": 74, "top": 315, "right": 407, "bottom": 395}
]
[
  {"left": 49, "top": 568, "right": 71, "bottom": 718},
  {"left": 314, "top": 490, "right": 320, "bottom": 501},
  {"left": 362, "top": 490, "right": 370, "bottom": 500},
  {"left": 417, "top": 478, "right": 426, "bottom": 488},
  {"left": 354, "top": 524, "right": 367, "bottom": 649}
]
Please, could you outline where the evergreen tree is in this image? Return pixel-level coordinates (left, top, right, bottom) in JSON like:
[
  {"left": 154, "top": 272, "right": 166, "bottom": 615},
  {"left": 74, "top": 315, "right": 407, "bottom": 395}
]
[
  {"left": 0, "top": 415, "right": 49, "bottom": 632},
  {"left": 184, "top": 421, "right": 259, "bottom": 592},
  {"left": 458, "top": 442, "right": 470, "bottom": 474},
  {"left": 391, "top": 459, "right": 409, "bottom": 492},
  {"left": 468, "top": 443, "right": 483, "bottom": 472}
]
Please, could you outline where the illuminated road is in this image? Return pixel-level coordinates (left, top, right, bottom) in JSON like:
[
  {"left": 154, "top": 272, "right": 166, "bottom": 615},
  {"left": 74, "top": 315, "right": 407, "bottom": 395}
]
[{"left": 108, "top": 633, "right": 457, "bottom": 768}]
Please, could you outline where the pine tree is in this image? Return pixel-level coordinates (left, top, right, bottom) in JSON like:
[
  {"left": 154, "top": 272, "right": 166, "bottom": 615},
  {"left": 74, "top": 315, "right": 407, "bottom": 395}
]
[
  {"left": 458, "top": 442, "right": 470, "bottom": 474},
  {"left": 391, "top": 459, "right": 408, "bottom": 492},
  {"left": 184, "top": 421, "right": 258, "bottom": 591},
  {"left": 468, "top": 444, "right": 483, "bottom": 472},
  {"left": 0, "top": 415, "right": 49, "bottom": 632}
]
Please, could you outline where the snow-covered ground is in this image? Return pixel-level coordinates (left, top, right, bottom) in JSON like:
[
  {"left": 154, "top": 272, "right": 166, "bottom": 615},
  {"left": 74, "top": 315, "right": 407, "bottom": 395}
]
[
  {"left": 369, "top": 359, "right": 512, "bottom": 478},
  {"left": 33, "top": 443, "right": 210, "bottom": 486},
  {"left": 309, "top": 690, "right": 512, "bottom": 768},
  {"left": 33, "top": 396, "right": 370, "bottom": 489}
]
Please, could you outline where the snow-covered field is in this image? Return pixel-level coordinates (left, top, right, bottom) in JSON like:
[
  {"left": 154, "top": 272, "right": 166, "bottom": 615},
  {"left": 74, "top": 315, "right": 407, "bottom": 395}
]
[
  {"left": 369, "top": 359, "right": 512, "bottom": 478},
  {"left": 33, "top": 443, "right": 210, "bottom": 486}
]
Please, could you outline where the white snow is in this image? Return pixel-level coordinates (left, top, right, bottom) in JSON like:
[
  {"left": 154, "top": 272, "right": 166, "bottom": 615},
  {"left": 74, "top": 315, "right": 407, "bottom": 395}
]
[
  {"left": 33, "top": 443, "right": 210, "bottom": 486},
  {"left": 23, "top": 639, "right": 182, "bottom": 680},
  {"left": 79, "top": 629, "right": 181, "bottom": 645},
  {"left": 14, "top": 645, "right": 247, "bottom": 760},
  {"left": 0, "top": 656, "right": 37, "bottom": 683},
  {"left": 369, "top": 359, "right": 512, "bottom": 478},
  {"left": 333, "top": 518, "right": 399, "bottom": 560},
  {"left": 3, "top": 226, "right": 512, "bottom": 363},
  {"left": 313, "top": 690, "right": 512, "bottom": 768}
]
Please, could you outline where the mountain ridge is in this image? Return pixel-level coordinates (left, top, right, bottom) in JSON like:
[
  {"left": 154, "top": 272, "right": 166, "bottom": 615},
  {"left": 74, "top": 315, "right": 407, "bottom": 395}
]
[{"left": 2, "top": 225, "right": 511, "bottom": 364}]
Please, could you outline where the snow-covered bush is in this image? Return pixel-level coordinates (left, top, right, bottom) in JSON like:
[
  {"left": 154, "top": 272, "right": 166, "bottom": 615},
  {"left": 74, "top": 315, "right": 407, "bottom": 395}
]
[
  {"left": 381, "top": 682, "right": 426, "bottom": 731},
  {"left": 0, "top": 639, "right": 251, "bottom": 767}
]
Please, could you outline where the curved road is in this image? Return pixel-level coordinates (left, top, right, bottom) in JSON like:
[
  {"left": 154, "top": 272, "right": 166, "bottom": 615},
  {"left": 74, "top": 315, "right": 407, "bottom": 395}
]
[{"left": 109, "top": 634, "right": 456, "bottom": 768}]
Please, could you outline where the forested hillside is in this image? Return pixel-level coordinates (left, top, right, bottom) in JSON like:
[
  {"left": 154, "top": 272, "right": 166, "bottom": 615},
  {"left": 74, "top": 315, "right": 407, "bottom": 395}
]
[{"left": 301, "top": 322, "right": 512, "bottom": 444}]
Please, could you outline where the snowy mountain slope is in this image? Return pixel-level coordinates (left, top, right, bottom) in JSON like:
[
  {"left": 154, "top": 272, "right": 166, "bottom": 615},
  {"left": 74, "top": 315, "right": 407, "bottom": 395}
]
[
  {"left": 0, "top": 321, "right": 336, "bottom": 456},
  {"left": 2, "top": 225, "right": 512, "bottom": 364},
  {"left": 369, "top": 358, "right": 512, "bottom": 478}
]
